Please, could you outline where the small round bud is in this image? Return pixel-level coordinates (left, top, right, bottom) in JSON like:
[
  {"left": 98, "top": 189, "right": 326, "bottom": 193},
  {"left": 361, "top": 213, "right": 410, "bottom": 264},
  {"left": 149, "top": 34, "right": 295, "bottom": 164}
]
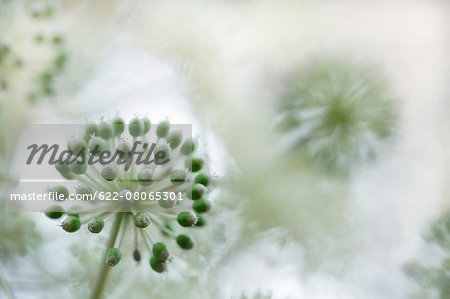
[
  {"left": 177, "top": 211, "right": 198, "bottom": 227},
  {"left": 76, "top": 185, "right": 94, "bottom": 197},
  {"left": 180, "top": 138, "right": 196, "bottom": 155},
  {"left": 170, "top": 169, "right": 188, "bottom": 185},
  {"left": 195, "top": 214, "right": 207, "bottom": 227},
  {"left": 167, "top": 131, "right": 183, "bottom": 149},
  {"left": 88, "top": 136, "right": 107, "bottom": 155},
  {"left": 192, "top": 198, "right": 211, "bottom": 213},
  {"left": 143, "top": 117, "right": 151, "bottom": 134},
  {"left": 133, "top": 249, "right": 141, "bottom": 262},
  {"left": 185, "top": 157, "right": 204, "bottom": 173},
  {"left": 112, "top": 115, "right": 125, "bottom": 136},
  {"left": 61, "top": 216, "right": 81, "bottom": 233},
  {"left": 87, "top": 216, "right": 104, "bottom": 233},
  {"left": 156, "top": 121, "right": 170, "bottom": 138},
  {"left": 69, "top": 157, "right": 87, "bottom": 175},
  {"left": 101, "top": 164, "right": 117, "bottom": 181},
  {"left": 154, "top": 143, "right": 170, "bottom": 162},
  {"left": 187, "top": 184, "right": 206, "bottom": 200},
  {"left": 55, "top": 161, "right": 73, "bottom": 179},
  {"left": 48, "top": 186, "right": 69, "bottom": 200},
  {"left": 134, "top": 212, "right": 151, "bottom": 228},
  {"left": 67, "top": 137, "right": 87, "bottom": 155},
  {"left": 105, "top": 248, "right": 121, "bottom": 267},
  {"left": 176, "top": 234, "right": 195, "bottom": 249},
  {"left": 194, "top": 173, "right": 210, "bottom": 187},
  {"left": 150, "top": 256, "right": 167, "bottom": 273},
  {"left": 137, "top": 168, "right": 153, "bottom": 186},
  {"left": 158, "top": 197, "right": 177, "bottom": 209},
  {"left": 84, "top": 122, "right": 98, "bottom": 142},
  {"left": 129, "top": 117, "right": 144, "bottom": 137},
  {"left": 45, "top": 205, "right": 64, "bottom": 219},
  {"left": 116, "top": 140, "right": 132, "bottom": 160},
  {"left": 152, "top": 242, "right": 169, "bottom": 262},
  {"left": 118, "top": 189, "right": 133, "bottom": 207},
  {"left": 97, "top": 120, "right": 114, "bottom": 140},
  {"left": 161, "top": 222, "right": 175, "bottom": 237}
]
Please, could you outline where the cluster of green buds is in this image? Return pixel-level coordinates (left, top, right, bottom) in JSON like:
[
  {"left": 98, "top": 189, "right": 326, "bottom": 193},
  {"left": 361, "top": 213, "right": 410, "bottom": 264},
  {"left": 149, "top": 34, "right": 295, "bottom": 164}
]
[
  {"left": 45, "top": 116, "right": 213, "bottom": 274},
  {"left": 276, "top": 58, "right": 396, "bottom": 175},
  {"left": 404, "top": 211, "right": 450, "bottom": 298}
]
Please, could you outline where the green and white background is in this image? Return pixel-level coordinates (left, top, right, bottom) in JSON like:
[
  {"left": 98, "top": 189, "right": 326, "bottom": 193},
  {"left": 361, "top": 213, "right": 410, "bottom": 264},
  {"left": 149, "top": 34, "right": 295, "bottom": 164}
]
[{"left": 0, "top": 0, "right": 449, "bottom": 298}]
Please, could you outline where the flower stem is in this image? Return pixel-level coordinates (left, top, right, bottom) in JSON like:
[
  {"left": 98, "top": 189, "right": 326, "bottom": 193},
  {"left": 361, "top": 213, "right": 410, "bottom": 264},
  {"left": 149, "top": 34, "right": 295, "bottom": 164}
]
[{"left": 89, "top": 213, "right": 123, "bottom": 299}]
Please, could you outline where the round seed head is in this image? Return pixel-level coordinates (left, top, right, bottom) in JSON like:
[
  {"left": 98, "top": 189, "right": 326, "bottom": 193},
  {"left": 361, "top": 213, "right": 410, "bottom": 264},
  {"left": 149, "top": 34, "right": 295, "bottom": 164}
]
[
  {"left": 69, "top": 157, "right": 87, "bottom": 175},
  {"left": 87, "top": 216, "right": 104, "bottom": 233},
  {"left": 194, "top": 173, "right": 210, "bottom": 187},
  {"left": 152, "top": 242, "right": 169, "bottom": 262},
  {"left": 176, "top": 234, "right": 195, "bottom": 250},
  {"left": 156, "top": 121, "right": 170, "bottom": 138},
  {"left": 167, "top": 131, "right": 183, "bottom": 149},
  {"left": 84, "top": 122, "right": 98, "bottom": 142},
  {"left": 61, "top": 216, "right": 81, "bottom": 233},
  {"left": 150, "top": 256, "right": 167, "bottom": 273},
  {"left": 170, "top": 169, "right": 188, "bottom": 185},
  {"left": 129, "top": 117, "right": 144, "bottom": 137},
  {"left": 112, "top": 115, "right": 125, "bottom": 136},
  {"left": 137, "top": 168, "right": 153, "bottom": 186},
  {"left": 48, "top": 185, "right": 69, "bottom": 200},
  {"left": 185, "top": 157, "right": 204, "bottom": 172},
  {"left": 88, "top": 136, "right": 107, "bottom": 156},
  {"left": 177, "top": 211, "right": 198, "bottom": 227},
  {"left": 134, "top": 212, "right": 151, "bottom": 228},
  {"left": 143, "top": 117, "right": 151, "bottom": 134},
  {"left": 187, "top": 183, "right": 206, "bottom": 200},
  {"left": 97, "top": 119, "right": 114, "bottom": 140},
  {"left": 45, "top": 205, "right": 64, "bottom": 219},
  {"left": 105, "top": 248, "right": 121, "bottom": 267},
  {"left": 101, "top": 164, "right": 117, "bottom": 181},
  {"left": 180, "top": 138, "right": 196, "bottom": 155},
  {"left": 67, "top": 137, "right": 87, "bottom": 156},
  {"left": 116, "top": 140, "right": 132, "bottom": 160},
  {"left": 195, "top": 214, "right": 207, "bottom": 227},
  {"left": 192, "top": 198, "right": 211, "bottom": 213},
  {"left": 158, "top": 197, "right": 177, "bottom": 209},
  {"left": 118, "top": 189, "right": 133, "bottom": 207}
]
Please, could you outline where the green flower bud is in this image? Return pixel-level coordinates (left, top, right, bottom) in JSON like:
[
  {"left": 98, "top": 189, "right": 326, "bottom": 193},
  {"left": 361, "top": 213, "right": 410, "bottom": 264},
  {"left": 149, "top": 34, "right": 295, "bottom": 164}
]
[
  {"left": 105, "top": 248, "right": 121, "bottom": 267},
  {"left": 195, "top": 214, "right": 207, "bottom": 227},
  {"left": 55, "top": 161, "right": 73, "bottom": 179},
  {"left": 152, "top": 242, "right": 169, "bottom": 262},
  {"left": 161, "top": 222, "right": 175, "bottom": 237},
  {"left": 61, "top": 216, "right": 81, "bottom": 233},
  {"left": 194, "top": 173, "right": 210, "bottom": 187},
  {"left": 49, "top": 185, "right": 69, "bottom": 200},
  {"left": 133, "top": 249, "right": 141, "bottom": 262},
  {"left": 187, "top": 184, "right": 206, "bottom": 200},
  {"left": 154, "top": 143, "right": 170, "bottom": 162},
  {"left": 97, "top": 120, "right": 114, "bottom": 140},
  {"left": 180, "top": 138, "right": 196, "bottom": 155},
  {"left": 45, "top": 205, "right": 64, "bottom": 219},
  {"left": 87, "top": 216, "right": 104, "bottom": 233},
  {"left": 101, "top": 164, "right": 117, "bottom": 181},
  {"left": 156, "top": 121, "right": 170, "bottom": 138},
  {"left": 143, "top": 117, "right": 151, "bottom": 134},
  {"left": 76, "top": 185, "right": 94, "bottom": 197},
  {"left": 192, "top": 198, "right": 211, "bottom": 213},
  {"left": 150, "top": 256, "right": 167, "bottom": 273},
  {"left": 116, "top": 140, "right": 132, "bottom": 160},
  {"left": 177, "top": 211, "right": 198, "bottom": 227},
  {"left": 118, "top": 189, "right": 133, "bottom": 207},
  {"left": 167, "top": 131, "right": 183, "bottom": 149},
  {"left": 67, "top": 137, "right": 87, "bottom": 155},
  {"left": 137, "top": 168, "right": 153, "bottom": 186},
  {"left": 185, "top": 157, "right": 204, "bottom": 172},
  {"left": 88, "top": 136, "right": 107, "bottom": 155},
  {"left": 112, "top": 115, "right": 125, "bottom": 136},
  {"left": 176, "top": 234, "right": 195, "bottom": 250},
  {"left": 69, "top": 157, "right": 87, "bottom": 175},
  {"left": 134, "top": 212, "right": 151, "bottom": 228},
  {"left": 129, "top": 117, "right": 144, "bottom": 137},
  {"left": 84, "top": 122, "right": 98, "bottom": 142},
  {"left": 158, "top": 197, "right": 177, "bottom": 209},
  {"left": 170, "top": 169, "right": 188, "bottom": 185}
]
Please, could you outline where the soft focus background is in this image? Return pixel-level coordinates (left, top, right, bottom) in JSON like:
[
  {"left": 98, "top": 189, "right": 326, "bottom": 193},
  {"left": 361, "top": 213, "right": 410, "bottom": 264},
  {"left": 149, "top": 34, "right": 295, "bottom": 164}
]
[{"left": 1, "top": 0, "right": 449, "bottom": 298}]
